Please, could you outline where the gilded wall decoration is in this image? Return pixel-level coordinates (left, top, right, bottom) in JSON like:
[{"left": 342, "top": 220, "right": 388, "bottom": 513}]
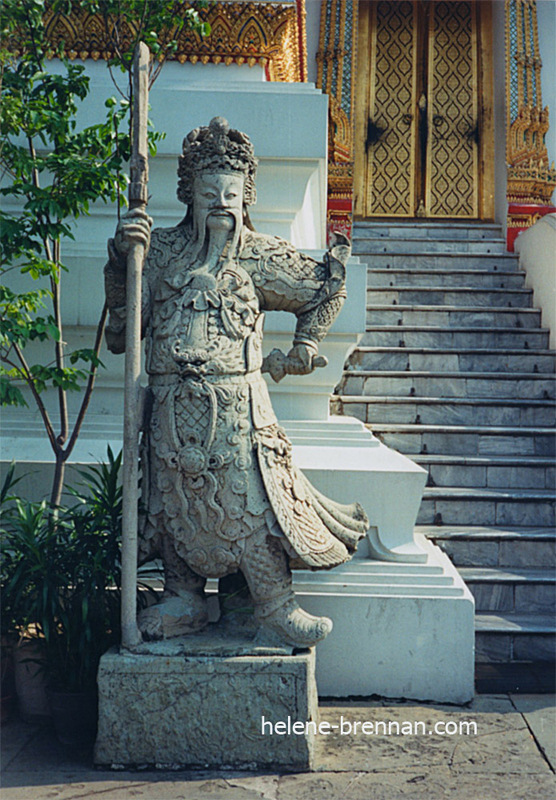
[
  {"left": 37, "top": 1, "right": 307, "bottom": 82},
  {"left": 505, "top": 0, "right": 556, "bottom": 247},
  {"left": 316, "top": 0, "right": 359, "bottom": 241}
]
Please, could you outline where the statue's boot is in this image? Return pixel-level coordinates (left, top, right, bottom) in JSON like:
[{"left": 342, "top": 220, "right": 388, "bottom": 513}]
[
  {"left": 138, "top": 590, "right": 209, "bottom": 641},
  {"left": 138, "top": 557, "right": 209, "bottom": 641},
  {"left": 254, "top": 592, "right": 333, "bottom": 648},
  {"left": 241, "top": 527, "right": 333, "bottom": 648}
]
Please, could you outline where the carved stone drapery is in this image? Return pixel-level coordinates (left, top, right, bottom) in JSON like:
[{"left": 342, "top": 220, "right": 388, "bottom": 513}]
[
  {"left": 36, "top": 1, "right": 307, "bottom": 82},
  {"left": 505, "top": 0, "right": 556, "bottom": 248}
]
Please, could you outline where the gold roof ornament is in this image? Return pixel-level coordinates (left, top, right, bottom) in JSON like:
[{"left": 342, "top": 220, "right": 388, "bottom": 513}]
[{"left": 18, "top": 2, "right": 307, "bottom": 82}]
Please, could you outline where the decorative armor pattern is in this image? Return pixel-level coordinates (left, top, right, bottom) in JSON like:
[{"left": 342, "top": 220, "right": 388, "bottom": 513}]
[{"left": 105, "top": 223, "right": 367, "bottom": 582}]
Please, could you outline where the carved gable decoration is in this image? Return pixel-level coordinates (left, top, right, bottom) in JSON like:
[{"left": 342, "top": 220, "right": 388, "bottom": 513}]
[{"left": 38, "top": 1, "right": 307, "bottom": 82}]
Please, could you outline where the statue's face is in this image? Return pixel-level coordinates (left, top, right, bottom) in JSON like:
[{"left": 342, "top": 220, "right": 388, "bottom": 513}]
[{"left": 193, "top": 172, "right": 245, "bottom": 235}]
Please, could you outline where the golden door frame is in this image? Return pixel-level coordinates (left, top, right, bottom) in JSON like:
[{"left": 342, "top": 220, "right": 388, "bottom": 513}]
[{"left": 354, "top": 0, "right": 495, "bottom": 220}]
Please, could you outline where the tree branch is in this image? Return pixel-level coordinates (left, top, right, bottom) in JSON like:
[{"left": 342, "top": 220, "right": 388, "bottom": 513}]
[
  {"left": 11, "top": 341, "right": 58, "bottom": 454},
  {"left": 65, "top": 302, "right": 108, "bottom": 458},
  {"left": 50, "top": 238, "right": 68, "bottom": 447}
]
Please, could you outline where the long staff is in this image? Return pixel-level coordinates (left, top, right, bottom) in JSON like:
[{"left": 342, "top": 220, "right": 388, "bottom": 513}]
[{"left": 121, "top": 42, "right": 150, "bottom": 649}]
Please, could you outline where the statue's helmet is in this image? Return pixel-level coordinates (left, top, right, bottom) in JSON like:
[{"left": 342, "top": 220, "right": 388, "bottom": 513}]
[{"left": 177, "top": 117, "right": 258, "bottom": 207}]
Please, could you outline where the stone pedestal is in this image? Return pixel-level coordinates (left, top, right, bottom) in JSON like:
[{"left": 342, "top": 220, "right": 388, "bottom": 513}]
[{"left": 94, "top": 631, "right": 318, "bottom": 770}]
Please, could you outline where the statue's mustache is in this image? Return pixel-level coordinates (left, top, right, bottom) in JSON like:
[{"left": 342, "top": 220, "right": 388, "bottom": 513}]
[{"left": 191, "top": 206, "right": 243, "bottom": 262}]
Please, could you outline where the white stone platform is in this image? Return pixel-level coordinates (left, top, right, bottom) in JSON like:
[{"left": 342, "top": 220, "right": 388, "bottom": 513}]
[
  {"left": 283, "top": 418, "right": 475, "bottom": 703},
  {"left": 286, "top": 417, "right": 429, "bottom": 563},
  {"left": 293, "top": 537, "right": 475, "bottom": 703}
]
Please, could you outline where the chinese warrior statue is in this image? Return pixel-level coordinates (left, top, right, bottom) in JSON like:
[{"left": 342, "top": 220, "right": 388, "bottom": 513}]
[{"left": 105, "top": 117, "right": 368, "bottom": 648}]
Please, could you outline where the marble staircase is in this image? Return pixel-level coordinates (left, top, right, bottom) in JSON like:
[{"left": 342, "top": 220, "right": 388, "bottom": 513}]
[{"left": 333, "top": 220, "right": 556, "bottom": 681}]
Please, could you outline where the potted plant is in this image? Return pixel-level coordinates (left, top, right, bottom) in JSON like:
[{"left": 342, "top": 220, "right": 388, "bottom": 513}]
[
  {"left": 1, "top": 448, "right": 127, "bottom": 745},
  {"left": 0, "top": 464, "right": 48, "bottom": 722},
  {"left": 1, "top": 465, "right": 17, "bottom": 723},
  {"left": 0, "top": 500, "right": 53, "bottom": 722}
]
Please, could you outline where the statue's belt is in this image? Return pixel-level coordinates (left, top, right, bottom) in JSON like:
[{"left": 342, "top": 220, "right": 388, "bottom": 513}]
[
  {"left": 148, "top": 369, "right": 264, "bottom": 387},
  {"left": 147, "top": 369, "right": 277, "bottom": 429}
]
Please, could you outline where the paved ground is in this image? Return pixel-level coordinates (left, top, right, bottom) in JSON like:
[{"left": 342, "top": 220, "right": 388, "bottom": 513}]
[{"left": 1, "top": 694, "right": 555, "bottom": 799}]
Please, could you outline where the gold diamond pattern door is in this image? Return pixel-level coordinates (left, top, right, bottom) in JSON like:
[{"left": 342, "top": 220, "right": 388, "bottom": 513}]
[
  {"left": 359, "top": 0, "right": 419, "bottom": 217},
  {"left": 355, "top": 0, "right": 482, "bottom": 219},
  {"left": 425, "top": 1, "right": 479, "bottom": 217}
]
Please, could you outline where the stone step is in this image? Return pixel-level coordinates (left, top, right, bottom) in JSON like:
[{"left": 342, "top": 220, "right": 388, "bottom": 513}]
[
  {"left": 370, "top": 423, "right": 555, "bottom": 457},
  {"left": 419, "top": 525, "right": 556, "bottom": 568},
  {"left": 367, "top": 287, "right": 533, "bottom": 308},
  {"left": 475, "top": 613, "right": 556, "bottom": 633},
  {"left": 339, "top": 371, "right": 555, "bottom": 400},
  {"left": 417, "top": 488, "right": 555, "bottom": 527},
  {"left": 355, "top": 237, "right": 508, "bottom": 254},
  {"left": 366, "top": 268, "right": 526, "bottom": 289},
  {"left": 354, "top": 251, "right": 519, "bottom": 271},
  {"left": 361, "top": 326, "right": 550, "bottom": 349},
  {"left": 414, "top": 454, "right": 555, "bottom": 490},
  {"left": 474, "top": 613, "right": 556, "bottom": 664},
  {"left": 347, "top": 347, "right": 555, "bottom": 373},
  {"left": 458, "top": 567, "right": 556, "bottom": 614},
  {"left": 366, "top": 305, "right": 540, "bottom": 328},
  {"left": 335, "top": 394, "right": 556, "bottom": 428},
  {"left": 353, "top": 221, "right": 504, "bottom": 240}
]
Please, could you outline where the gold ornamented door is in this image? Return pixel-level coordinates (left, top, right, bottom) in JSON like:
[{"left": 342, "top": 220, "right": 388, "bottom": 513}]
[{"left": 355, "top": 0, "right": 494, "bottom": 219}]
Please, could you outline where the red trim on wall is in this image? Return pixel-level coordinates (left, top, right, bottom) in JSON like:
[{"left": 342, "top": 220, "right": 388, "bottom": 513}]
[
  {"left": 327, "top": 197, "right": 354, "bottom": 243},
  {"left": 507, "top": 203, "right": 556, "bottom": 251}
]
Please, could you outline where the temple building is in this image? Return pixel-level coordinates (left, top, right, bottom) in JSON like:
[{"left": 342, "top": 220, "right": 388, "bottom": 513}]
[{"left": 3, "top": 0, "right": 555, "bottom": 697}]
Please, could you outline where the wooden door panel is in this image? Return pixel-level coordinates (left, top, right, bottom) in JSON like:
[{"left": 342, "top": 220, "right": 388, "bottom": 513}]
[
  {"left": 357, "top": 0, "right": 486, "bottom": 220},
  {"left": 426, "top": 0, "right": 479, "bottom": 217},
  {"left": 365, "top": 0, "right": 418, "bottom": 216}
]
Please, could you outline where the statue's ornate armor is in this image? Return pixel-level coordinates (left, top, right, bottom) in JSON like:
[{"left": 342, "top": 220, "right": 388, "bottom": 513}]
[{"left": 105, "top": 224, "right": 368, "bottom": 581}]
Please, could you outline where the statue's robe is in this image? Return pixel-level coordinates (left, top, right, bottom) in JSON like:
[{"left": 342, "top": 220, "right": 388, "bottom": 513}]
[{"left": 105, "top": 224, "right": 368, "bottom": 579}]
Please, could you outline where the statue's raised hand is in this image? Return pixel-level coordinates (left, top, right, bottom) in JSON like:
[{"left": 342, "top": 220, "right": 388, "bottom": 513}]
[
  {"left": 262, "top": 344, "right": 328, "bottom": 383},
  {"left": 114, "top": 208, "right": 152, "bottom": 261}
]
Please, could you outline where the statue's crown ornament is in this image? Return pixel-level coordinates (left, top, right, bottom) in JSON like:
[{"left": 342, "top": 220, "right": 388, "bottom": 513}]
[{"left": 177, "top": 117, "right": 258, "bottom": 206}]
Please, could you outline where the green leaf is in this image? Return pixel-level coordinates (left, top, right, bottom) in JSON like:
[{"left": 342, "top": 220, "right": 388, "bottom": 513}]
[
  {"left": 68, "top": 349, "right": 104, "bottom": 369},
  {"left": 0, "top": 376, "right": 27, "bottom": 408}
]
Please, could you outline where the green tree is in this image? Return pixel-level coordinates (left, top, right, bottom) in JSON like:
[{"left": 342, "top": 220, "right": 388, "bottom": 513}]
[{"left": 0, "top": 1, "right": 208, "bottom": 509}]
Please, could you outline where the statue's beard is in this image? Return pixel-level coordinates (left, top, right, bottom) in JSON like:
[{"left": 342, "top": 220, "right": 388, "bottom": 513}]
[{"left": 191, "top": 206, "right": 243, "bottom": 266}]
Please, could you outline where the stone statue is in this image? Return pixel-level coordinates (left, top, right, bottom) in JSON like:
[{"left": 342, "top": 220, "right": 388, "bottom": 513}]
[{"left": 105, "top": 117, "right": 368, "bottom": 648}]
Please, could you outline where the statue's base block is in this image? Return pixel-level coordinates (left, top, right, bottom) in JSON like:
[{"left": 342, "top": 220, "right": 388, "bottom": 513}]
[{"left": 94, "top": 635, "right": 318, "bottom": 770}]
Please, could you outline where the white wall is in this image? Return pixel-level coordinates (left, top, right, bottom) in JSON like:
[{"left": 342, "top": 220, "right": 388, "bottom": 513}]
[{"left": 515, "top": 213, "right": 556, "bottom": 348}]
